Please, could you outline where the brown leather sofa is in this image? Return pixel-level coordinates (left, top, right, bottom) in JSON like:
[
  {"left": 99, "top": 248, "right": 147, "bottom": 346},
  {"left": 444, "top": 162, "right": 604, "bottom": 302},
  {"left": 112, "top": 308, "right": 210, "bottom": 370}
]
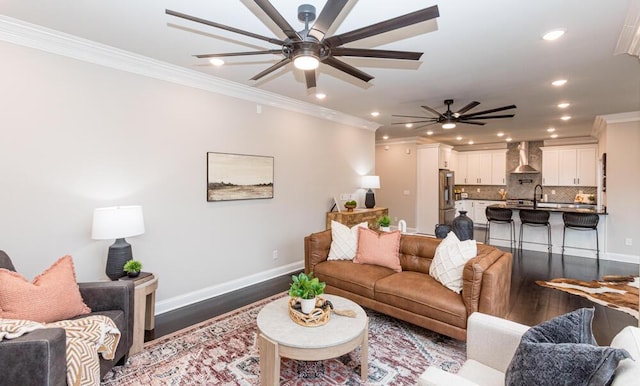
[{"left": 304, "top": 230, "right": 513, "bottom": 341}]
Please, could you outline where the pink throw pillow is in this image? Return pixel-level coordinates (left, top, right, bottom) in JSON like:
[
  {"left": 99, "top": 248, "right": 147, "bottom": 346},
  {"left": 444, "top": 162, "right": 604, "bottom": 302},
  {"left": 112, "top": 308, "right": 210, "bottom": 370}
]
[
  {"left": 354, "top": 228, "right": 402, "bottom": 272},
  {"left": 0, "top": 255, "right": 91, "bottom": 322}
]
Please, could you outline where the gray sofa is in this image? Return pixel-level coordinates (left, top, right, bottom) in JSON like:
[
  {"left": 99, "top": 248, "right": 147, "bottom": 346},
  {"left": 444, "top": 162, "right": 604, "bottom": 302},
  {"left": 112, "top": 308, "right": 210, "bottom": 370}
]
[{"left": 0, "top": 250, "right": 134, "bottom": 385}]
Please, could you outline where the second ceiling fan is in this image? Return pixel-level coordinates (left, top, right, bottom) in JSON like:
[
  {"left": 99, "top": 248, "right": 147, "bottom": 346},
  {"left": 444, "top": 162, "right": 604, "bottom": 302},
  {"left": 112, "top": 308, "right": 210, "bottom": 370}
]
[
  {"left": 393, "top": 99, "right": 517, "bottom": 130},
  {"left": 166, "top": 1, "right": 440, "bottom": 90}
]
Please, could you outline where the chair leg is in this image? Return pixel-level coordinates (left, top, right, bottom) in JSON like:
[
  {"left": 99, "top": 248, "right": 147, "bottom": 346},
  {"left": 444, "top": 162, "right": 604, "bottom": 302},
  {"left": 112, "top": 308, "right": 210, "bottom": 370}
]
[
  {"left": 518, "top": 223, "right": 524, "bottom": 255},
  {"left": 595, "top": 228, "right": 599, "bottom": 264},
  {"left": 546, "top": 223, "right": 552, "bottom": 257},
  {"left": 485, "top": 222, "right": 490, "bottom": 244},
  {"left": 561, "top": 226, "right": 566, "bottom": 259}
]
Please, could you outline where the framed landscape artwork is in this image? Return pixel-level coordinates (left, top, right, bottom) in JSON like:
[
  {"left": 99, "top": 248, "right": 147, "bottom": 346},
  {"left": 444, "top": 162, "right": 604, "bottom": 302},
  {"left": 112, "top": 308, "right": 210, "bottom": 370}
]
[{"left": 207, "top": 152, "right": 274, "bottom": 201}]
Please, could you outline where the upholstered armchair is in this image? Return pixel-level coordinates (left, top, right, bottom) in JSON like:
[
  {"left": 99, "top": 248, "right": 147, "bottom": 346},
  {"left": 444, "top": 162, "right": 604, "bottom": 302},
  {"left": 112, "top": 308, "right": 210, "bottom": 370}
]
[{"left": 0, "top": 250, "right": 134, "bottom": 385}]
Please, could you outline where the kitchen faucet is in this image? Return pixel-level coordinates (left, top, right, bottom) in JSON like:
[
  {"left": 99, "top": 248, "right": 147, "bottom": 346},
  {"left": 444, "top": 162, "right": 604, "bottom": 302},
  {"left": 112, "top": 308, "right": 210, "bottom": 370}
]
[{"left": 533, "top": 184, "right": 544, "bottom": 209}]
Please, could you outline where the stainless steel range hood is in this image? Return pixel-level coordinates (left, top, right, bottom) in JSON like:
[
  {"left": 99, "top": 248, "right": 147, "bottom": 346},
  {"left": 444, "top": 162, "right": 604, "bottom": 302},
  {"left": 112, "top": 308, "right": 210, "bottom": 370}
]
[{"left": 510, "top": 141, "right": 539, "bottom": 174}]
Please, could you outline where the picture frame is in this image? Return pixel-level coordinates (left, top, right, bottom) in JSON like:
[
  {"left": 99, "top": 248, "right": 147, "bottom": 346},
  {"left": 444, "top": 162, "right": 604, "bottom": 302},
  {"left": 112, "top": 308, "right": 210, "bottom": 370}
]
[{"left": 207, "top": 152, "right": 274, "bottom": 202}]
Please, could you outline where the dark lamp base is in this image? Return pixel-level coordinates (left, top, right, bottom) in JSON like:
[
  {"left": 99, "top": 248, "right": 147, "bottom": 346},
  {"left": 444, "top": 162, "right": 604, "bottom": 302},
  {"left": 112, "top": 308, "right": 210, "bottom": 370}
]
[
  {"left": 365, "top": 189, "right": 376, "bottom": 209},
  {"left": 105, "top": 238, "right": 133, "bottom": 280}
]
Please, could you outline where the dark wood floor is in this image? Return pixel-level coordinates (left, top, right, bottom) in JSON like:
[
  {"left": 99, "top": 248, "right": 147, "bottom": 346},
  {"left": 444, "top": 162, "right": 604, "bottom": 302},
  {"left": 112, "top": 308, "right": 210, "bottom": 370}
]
[{"left": 147, "top": 232, "right": 638, "bottom": 345}]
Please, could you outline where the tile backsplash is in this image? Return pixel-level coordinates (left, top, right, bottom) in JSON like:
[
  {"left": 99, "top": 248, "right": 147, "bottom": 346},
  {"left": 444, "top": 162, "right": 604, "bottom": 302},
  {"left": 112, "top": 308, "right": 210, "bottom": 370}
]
[{"left": 456, "top": 141, "right": 597, "bottom": 203}]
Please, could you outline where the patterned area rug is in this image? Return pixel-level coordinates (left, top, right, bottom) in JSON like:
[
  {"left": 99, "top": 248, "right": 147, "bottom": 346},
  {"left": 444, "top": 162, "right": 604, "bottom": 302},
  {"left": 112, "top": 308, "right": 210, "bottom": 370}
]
[
  {"left": 102, "top": 293, "right": 465, "bottom": 385},
  {"left": 537, "top": 276, "right": 639, "bottom": 319}
]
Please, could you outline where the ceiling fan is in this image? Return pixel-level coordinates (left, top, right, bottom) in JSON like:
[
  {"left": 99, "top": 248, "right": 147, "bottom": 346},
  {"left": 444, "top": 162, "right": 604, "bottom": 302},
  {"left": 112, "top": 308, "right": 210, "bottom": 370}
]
[
  {"left": 392, "top": 99, "right": 517, "bottom": 129},
  {"left": 166, "top": 1, "right": 440, "bottom": 90}
]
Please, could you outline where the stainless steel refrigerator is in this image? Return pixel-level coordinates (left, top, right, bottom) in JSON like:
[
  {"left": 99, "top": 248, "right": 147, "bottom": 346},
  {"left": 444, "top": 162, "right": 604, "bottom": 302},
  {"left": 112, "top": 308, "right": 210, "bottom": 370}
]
[{"left": 439, "top": 169, "right": 456, "bottom": 225}]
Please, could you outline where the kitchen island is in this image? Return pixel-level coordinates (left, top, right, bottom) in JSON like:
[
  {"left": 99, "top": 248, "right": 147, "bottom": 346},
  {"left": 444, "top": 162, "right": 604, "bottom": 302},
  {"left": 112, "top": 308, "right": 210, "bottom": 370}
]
[{"left": 486, "top": 203, "right": 606, "bottom": 259}]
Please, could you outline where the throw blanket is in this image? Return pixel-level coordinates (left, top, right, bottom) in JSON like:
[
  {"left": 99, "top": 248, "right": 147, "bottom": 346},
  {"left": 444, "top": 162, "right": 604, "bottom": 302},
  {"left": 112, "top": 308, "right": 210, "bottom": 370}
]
[
  {"left": 537, "top": 276, "right": 639, "bottom": 319},
  {"left": 0, "top": 315, "right": 121, "bottom": 386}
]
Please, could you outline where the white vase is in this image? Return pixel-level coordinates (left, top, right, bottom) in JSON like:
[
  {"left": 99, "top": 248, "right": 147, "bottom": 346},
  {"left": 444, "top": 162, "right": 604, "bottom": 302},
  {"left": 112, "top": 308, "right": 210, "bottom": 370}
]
[
  {"left": 300, "top": 297, "right": 317, "bottom": 314},
  {"left": 381, "top": 226, "right": 391, "bottom": 232}
]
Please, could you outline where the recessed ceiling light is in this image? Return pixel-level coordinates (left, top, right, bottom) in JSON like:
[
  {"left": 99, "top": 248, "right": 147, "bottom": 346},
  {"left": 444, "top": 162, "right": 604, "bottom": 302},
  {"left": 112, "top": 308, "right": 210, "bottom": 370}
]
[
  {"left": 405, "top": 123, "right": 414, "bottom": 128},
  {"left": 315, "top": 93, "right": 326, "bottom": 100},
  {"left": 497, "top": 132, "right": 505, "bottom": 137},
  {"left": 468, "top": 140, "right": 474, "bottom": 145},
  {"left": 506, "top": 137, "right": 513, "bottom": 142},
  {"left": 552, "top": 79, "right": 567, "bottom": 86},
  {"left": 382, "top": 135, "right": 389, "bottom": 140},
  {"left": 547, "top": 127, "right": 556, "bottom": 132},
  {"left": 557, "top": 102, "right": 570, "bottom": 109},
  {"left": 550, "top": 134, "right": 559, "bottom": 138},
  {"left": 370, "top": 111, "right": 380, "bottom": 117},
  {"left": 209, "top": 58, "right": 225, "bottom": 66},
  {"left": 561, "top": 115, "right": 572, "bottom": 121},
  {"left": 426, "top": 130, "right": 434, "bottom": 135},
  {"left": 456, "top": 136, "right": 463, "bottom": 141},
  {"left": 543, "top": 29, "right": 565, "bottom": 41}
]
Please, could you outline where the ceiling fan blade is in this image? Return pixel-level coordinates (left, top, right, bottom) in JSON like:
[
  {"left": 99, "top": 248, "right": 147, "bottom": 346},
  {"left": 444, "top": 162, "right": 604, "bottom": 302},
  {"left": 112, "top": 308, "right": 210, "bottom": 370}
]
[
  {"left": 413, "top": 122, "right": 440, "bottom": 129},
  {"left": 166, "top": 9, "right": 285, "bottom": 46},
  {"left": 305, "top": 70, "right": 316, "bottom": 90},
  {"left": 455, "top": 101, "right": 480, "bottom": 115},
  {"left": 458, "top": 120, "right": 486, "bottom": 126},
  {"left": 461, "top": 104, "right": 517, "bottom": 118},
  {"left": 324, "top": 5, "right": 439, "bottom": 47},
  {"left": 250, "top": 58, "right": 291, "bottom": 81},
  {"left": 308, "top": 0, "right": 349, "bottom": 42},
  {"left": 420, "top": 105, "right": 445, "bottom": 118},
  {"left": 253, "top": 0, "right": 301, "bottom": 41},
  {"left": 465, "top": 114, "right": 516, "bottom": 120},
  {"left": 322, "top": 57, "right": 374, "bottom": 82},
  {"left": 392, "top": 120, "right": 436, "bottom": 125},
  {"left": 392, "top": 114, "right": 429, "bottom": 118},
  {"left": 331, "top": 47, "right": 423, "bottom": 60},
  {"left": 195, "top": 50, "right": 282, "bottom": 59}
]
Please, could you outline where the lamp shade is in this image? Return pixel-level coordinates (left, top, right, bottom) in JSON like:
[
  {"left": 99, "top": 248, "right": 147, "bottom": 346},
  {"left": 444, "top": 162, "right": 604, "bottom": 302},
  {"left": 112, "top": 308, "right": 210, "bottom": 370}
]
[
  {"left": 361, "top": 175, "right": 381, "bottom": 189},
  {"left": 91, "top": 206, "right": 145, "bottom": 240}
]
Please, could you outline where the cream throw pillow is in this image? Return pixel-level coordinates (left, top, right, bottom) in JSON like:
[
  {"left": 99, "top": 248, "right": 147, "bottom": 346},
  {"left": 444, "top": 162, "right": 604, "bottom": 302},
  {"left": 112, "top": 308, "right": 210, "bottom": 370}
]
[
  {"left": 327, "top": 221, "right": 369, "bottom": 261},
  {"left": 429, "top": 232, "right": 477, "bottom": 293}
]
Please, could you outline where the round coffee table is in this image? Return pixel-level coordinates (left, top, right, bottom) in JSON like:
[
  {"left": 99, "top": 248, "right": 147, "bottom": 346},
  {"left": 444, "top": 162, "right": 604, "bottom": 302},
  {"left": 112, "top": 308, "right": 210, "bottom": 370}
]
[{"left": 256, "top": 294, "right": 368, "bottom": 385}]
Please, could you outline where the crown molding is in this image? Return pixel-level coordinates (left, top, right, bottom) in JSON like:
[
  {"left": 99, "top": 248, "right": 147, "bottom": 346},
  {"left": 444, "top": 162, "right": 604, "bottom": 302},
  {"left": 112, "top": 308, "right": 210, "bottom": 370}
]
[{"left": 0, "top": 15, "right": 379, "bottom": 131}]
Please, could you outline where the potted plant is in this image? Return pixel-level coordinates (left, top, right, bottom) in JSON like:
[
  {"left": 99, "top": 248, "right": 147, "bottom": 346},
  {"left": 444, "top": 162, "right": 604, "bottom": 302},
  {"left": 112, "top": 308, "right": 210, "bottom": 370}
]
[
  {"left": 344, "top": 200, "right": 357, "bottom": 212},
  {"left": 289, "top": 272, "right": 326, "bottom": 314},
  {"left": 378, "top": 215, "right": 391, "bottom": 231},
  {"left": 123, "top": 260, "right": 142, "bottom": 278}
]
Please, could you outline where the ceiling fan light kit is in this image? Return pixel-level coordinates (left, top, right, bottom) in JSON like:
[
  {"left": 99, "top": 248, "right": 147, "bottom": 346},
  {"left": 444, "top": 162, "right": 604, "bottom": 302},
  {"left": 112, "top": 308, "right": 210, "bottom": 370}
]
[{"left": 166, "top": 1, "right": 440, "bottom": 90}]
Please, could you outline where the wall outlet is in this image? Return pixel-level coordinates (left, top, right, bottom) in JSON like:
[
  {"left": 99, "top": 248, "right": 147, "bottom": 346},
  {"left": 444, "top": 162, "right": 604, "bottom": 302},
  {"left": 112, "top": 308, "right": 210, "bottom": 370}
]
[
  {"left": 272, "top": 250, "right": 278, "bottom": 260},
  {"left": 625, "top": 238, "right": 632, "bottom": 246},
  {"left": 403, "top": 190, "right": 410, "bottom": 196},
  {"left": 340, "top": 193, "right": 350, "bottom": 200},
  {"left": 476, "top": 188, "right": 480, "bottom": 192},
  {"left": 551, "top": 190, "right": 556, "bottom": 195}
]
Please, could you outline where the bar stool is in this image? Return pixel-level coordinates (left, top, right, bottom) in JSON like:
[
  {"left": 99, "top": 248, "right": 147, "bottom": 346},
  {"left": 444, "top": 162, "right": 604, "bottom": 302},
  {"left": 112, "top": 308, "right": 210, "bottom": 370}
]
[
  {"left": 562, "top": 212, "right": 600, "bottom": 262},
  {"left": 518, "top": 209, "right": 551, "bottom": 255},
  {"left": 485, "top": 207, "right": 515, "bottom": 251}
]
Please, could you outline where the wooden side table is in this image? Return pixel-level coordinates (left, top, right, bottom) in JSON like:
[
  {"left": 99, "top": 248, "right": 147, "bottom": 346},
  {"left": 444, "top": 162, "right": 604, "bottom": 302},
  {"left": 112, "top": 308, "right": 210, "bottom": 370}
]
[
  {"left": 120, "top": 273, "right": 158, "bottom": 355},
  {"left": 326, "top": 207, "right": 388, "bottom": 230}
]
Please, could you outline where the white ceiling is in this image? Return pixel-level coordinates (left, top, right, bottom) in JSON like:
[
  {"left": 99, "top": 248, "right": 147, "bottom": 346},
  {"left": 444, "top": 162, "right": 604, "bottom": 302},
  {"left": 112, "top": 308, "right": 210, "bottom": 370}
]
[{"left": 2, "top": 0, "right": 639, "bottom": 147}]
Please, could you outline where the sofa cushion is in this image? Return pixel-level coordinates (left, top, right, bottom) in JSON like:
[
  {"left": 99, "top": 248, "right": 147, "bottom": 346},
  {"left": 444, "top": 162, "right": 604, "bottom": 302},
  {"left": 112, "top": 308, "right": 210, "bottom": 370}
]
[
  {"left": 505, "top": 308, "right": 630, "bottom": 386},
  {"left": 327, "top": 221, "right": 368, "bottom": 261},
  {"left": 0, "top": 255, "right": 91, "bottom": 323},
  {"left": 374, "top": 271, "right": 468, "bottom": 328},
  {"left": 429, "top": 232, "right": 477, "bottom": 293},
  {"left": 354, "top": 228, "right": 402, "bottom": 272},
  {"left": 313, "top": 260, "right": 393, "bottom": 299},
  {"left": 610, "top": 326, "right": 640, "bottom": 385}
]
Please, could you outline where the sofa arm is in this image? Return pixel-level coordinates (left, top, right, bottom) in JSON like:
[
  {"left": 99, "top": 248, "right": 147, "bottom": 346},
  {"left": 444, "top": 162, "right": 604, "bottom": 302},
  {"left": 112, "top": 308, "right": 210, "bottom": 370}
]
[
  {"left": 0, "top": 327, "right": 67, "bottom": 385},
  {"left": 461, "top": 247, "right": 512, "bottom": 317},
  {"left": 79, "top": 280, "right": 134, "bottom": 350},
  {"left": 466, "top": 312, "right": 529, "bottom": 373},
  {"left": 418, "top": 366, "right": 480, "bottom": 386},
  {"left": 304, "top": 230, "right": 332, "bottom": 273}
]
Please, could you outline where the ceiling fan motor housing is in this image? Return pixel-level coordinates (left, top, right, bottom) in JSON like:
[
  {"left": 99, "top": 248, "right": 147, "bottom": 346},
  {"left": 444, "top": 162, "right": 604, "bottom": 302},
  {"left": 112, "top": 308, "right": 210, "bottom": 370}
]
[{"left": 297, "top": 4, "right": 316, "bottom": 23}]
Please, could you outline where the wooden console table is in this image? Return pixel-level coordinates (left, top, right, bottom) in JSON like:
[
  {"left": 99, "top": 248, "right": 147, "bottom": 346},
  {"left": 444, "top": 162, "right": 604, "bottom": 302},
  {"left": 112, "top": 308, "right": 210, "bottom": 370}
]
[{"left": 326, "top": 207, "right": 388, "bottom": 230}]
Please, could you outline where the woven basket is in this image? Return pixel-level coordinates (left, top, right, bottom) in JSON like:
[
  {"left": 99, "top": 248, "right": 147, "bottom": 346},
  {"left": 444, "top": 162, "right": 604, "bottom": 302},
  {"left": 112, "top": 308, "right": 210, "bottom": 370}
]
[{"left": 288, "top": 297, "right": 330, "bottom": 327}]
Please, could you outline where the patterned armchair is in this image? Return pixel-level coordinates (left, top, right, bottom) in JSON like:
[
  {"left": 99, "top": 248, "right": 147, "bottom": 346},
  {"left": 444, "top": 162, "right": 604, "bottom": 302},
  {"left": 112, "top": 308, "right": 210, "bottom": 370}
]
[{"left": 0, "top": 250, "right": 134, "bottom": 385}]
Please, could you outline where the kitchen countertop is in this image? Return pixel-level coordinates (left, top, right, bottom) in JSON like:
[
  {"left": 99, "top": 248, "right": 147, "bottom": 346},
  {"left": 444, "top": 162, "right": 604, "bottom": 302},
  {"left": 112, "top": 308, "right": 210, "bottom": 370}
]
[{"left": 489, "top": 203, "right": 607, "bottom": 215}]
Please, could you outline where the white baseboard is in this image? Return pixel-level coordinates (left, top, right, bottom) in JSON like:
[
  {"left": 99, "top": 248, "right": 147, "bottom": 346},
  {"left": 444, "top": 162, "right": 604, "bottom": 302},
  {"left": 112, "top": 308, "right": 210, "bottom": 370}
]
[{"left": 155, "top": 261, "right": 304, "bottom": 315}]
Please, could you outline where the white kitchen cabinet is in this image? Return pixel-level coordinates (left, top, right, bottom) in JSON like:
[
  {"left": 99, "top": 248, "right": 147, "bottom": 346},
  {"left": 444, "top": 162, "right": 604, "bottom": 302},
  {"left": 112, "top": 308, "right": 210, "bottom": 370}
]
[
  {"left": 455, "top": 153, "right": 469, "bottom": 184},
  {"left": 471, "top": 200, "right": 502, "bottom": 227},
  {"left": 438, "top": 145, "right": 453, "bottom": 169},
  {"left": 455, "top": 200, "right": 474, "bottom": 221},
  {"left": 491, "top": 150, "right": 507, "bottom": 185},
  {"left": 467, "top": 152, "right": 492, "bottom": 185},
  {"left": 541, "top": 145, "right": 597, "bottom": 186}
]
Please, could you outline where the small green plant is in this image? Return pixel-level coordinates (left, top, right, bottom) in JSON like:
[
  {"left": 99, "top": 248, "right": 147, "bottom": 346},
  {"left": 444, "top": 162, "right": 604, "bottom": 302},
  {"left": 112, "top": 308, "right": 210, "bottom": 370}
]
[
  {"left": 123, "top": 260, "right": 142, "bottom": 273},
  {"left": 378, "top": 215, "right": 391, "bottom": 227},
  {"left": 288, "top": 272, "right": 326, "bottom": 300},
  {"left": 345, "top": 200, "right": 357, "bottom": 207}
]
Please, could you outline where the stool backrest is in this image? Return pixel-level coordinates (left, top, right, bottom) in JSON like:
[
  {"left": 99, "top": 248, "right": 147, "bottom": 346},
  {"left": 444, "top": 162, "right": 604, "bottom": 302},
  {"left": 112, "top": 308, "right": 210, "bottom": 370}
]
[
  {"left": 563, "top": 212, "right": 599, "bottom": 228},
  {"left": 519, "top": 209, "right": 550, "bottom": 224},
  {"left": 486, "top": 207, "right": 513, "bottom": 222}
]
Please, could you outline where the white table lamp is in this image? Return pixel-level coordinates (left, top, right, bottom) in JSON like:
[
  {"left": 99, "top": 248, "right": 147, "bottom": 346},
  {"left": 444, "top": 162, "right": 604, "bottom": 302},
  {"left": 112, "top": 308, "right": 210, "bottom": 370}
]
[
  {"left": 92, "top": 205, "right": 145, "bottom": 280},
  {"left": 362, "top": 175, "right": 380, "bottom": 209}
]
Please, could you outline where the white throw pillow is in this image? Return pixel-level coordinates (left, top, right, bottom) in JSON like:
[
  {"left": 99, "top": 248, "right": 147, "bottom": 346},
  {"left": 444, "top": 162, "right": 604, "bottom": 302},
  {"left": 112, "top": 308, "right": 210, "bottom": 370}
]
[
  {"left": 327, "top": 221, "right": 369, "bottom": 261},
  {"left": 429, "top": 232, "right": 477, "bottom": 293}
]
